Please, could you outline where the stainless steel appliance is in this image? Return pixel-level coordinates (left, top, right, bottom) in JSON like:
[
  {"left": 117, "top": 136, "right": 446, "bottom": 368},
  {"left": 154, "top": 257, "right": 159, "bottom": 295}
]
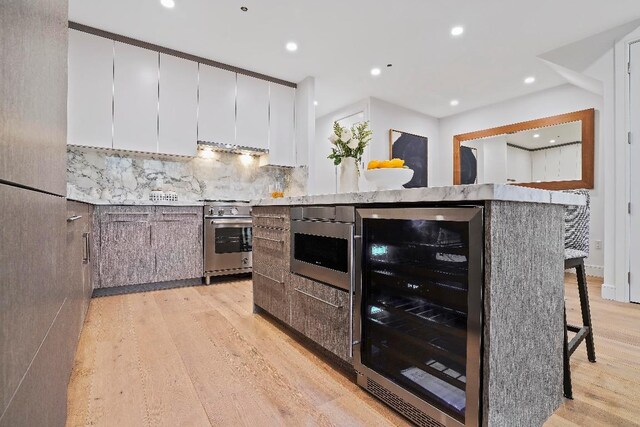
[
  {"left": 290, "top": 206, "right": 355, "bottom": 291},
  {"left": 353, "top": 207, "right": 483, "bottom": 427},
  {"left": 203, "top": 201, "right": 253, "bottom": 283}
]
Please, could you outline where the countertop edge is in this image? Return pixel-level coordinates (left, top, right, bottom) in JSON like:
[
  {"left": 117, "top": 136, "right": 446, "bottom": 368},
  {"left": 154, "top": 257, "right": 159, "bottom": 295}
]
[{"left": 250, "top": 184, "right": 586, "bottom": 207}]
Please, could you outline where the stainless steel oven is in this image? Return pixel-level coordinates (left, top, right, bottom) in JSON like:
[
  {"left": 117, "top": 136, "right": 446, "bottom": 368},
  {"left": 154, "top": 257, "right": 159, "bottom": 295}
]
[
  {"left": 204, "top": 201, "right": 252, "bottom": 283},
  {"left": 290, "top": 206, "right": 355, "bottom": 291},
  {"left": 353, "top": 207, "right": 483, "bottom": 427}
]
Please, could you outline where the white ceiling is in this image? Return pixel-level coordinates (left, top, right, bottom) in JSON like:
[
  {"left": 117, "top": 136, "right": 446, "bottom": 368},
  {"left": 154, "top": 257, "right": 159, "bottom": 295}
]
[{"left": 69, "top": 0, "right": 640, "bottom": 118}]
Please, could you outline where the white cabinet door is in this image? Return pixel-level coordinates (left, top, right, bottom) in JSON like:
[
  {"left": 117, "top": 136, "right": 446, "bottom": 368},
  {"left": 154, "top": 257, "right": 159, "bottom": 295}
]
[
  {"left": 158, "top": 54, "right": 198, "bottom": 156},
  {"left": 113, "top": 42, "right": 158, "bottom": 153},
  {"left": 236, "top": 74, "right": 269, "bottom": 150},
  {"left": 67, "top": 30, "right": 113, "bottom": 148},
  {"left": 267, "top": 83, "right": 295, "bottom": 166},
  {"left": 198, "top": 64, "right": 236, "bottom": 145}
]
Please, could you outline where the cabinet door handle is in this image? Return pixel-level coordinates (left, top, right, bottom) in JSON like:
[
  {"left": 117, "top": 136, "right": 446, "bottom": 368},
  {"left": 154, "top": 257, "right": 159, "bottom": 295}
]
[
  {"left": 253, "top": 215, "right": 285, "bottom": 220},
  {"left": 82, "top": 232, "right": 90, "bottom": 263},
  {"left": 67, "top": 215, "right": 82, "bottom": 222},
  {"left": 161, "top": 212, "right": 198, "bottom": 216},
  {"left": 254, "top": 271, "right": 284, "bottom": 284},
  {"left": 294, "top": 288, "right": 343, "bottom": 309},
  {"left": 253, "top": 236, "right": 284, "bottom": 244},
  {"left": 107, "top": 212, "right": 150, "bottom": 215}
]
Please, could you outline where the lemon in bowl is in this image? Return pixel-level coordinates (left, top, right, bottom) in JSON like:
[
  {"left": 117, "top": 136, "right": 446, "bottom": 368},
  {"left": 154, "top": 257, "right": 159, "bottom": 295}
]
[{"left": 364, "top": 159, "right": 414, "bottom": 190}]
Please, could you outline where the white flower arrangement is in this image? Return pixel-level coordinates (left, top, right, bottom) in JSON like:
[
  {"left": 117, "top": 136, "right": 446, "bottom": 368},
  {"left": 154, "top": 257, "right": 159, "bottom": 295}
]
[{"left": 327, "top": 121, "right": 372, "bottom": 166}]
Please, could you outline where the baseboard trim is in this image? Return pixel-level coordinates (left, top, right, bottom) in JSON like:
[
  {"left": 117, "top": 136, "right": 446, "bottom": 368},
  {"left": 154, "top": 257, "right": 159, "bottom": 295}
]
[
  {"left": 584, "top": 264, "right": 604, "bottom": 278},
  {"left": 564, "top": 264, "right": 604, "bottom": 278},
  {"left": 601, "top": 284, "right": 617, "bottom": 301}
]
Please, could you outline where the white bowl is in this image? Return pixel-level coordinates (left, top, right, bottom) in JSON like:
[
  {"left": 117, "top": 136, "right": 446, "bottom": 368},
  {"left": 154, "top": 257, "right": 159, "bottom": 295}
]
[{"left": 364, "top": 168, "right": 414, "bottom": 190}]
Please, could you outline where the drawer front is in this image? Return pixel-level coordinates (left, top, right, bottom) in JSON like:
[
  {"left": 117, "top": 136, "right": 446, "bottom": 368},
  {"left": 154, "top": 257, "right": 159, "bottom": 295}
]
[
  {"left": 253, "top": 226, "right": 289, "bottom": 263},
  {"left": 289, "top": 274, "right": 350, "bottom": 362},
  {"left": 99, "top": 205, "right": 154, "bottom": 223},
  {"left": 252, "top": 206, "right": 289, "bottom": 230},
  {"left": 253, "top": 271, "right": 289, "bottom": 324},
  {"left": 154, "top": 206, "right": 202, "bottom": 222}
]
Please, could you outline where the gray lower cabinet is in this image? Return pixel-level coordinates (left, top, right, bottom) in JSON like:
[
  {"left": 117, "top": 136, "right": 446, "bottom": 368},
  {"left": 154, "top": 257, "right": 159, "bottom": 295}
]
[
  {"left": 252, "top": 206, "right": 351, "bottom": 363},
  {"left": 253, "top": 271, "right": 290, "bottom": 324},
  {"left": 252, "top": 207, "right": 291, "bottom": 324},
  {"left": 99, "top": 216, "right": 155, "bottom": 288},
  {"left": 66, "top": 201, "right": 93, "bottom": 337},
  {"left": 289, "top": 274, "right": 351, "bottom": 362},
  {"left": 153, "top": 209, "right": 203, "bottom": 282},
  {"left": 96, "top": 205, "right": 203, "bottom": 288}
]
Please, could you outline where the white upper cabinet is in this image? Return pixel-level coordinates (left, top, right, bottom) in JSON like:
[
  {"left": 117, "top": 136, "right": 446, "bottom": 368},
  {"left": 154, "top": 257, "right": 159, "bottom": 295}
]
[
  {"left": 236, "top": 74, "right": 269, "bottom": 150},
  {"left": 198, "top": 64, "right": 236, "bottom": 145},
  {"left": 113, "top": 42, "right": 159, "bottom": 153},
  {"left": 67, "top": 29, "right": 114, "bottom": 148},
  {"left": 158, "top": 54, "right": 198, "bottom": 156},
  {"left": 267, "top": 83, "right": 296, "bottom": 166}
]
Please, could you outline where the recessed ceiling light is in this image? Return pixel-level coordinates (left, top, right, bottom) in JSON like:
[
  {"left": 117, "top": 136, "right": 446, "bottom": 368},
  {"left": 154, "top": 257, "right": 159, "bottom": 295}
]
[
  {"left": 524, "top": 76, "right": 536, "bottom": 84},
  {"left": 285, "top": 42, "right": 298, "bottom": 52},
  {"left": 240, "top": 6, "right": 248, "bottom": 12},
  {"left": 549, "top": 139, "right": 556, "bottom": 144},
  {"left": 451, "top": 26, "right": 464, "bottom": 36},
  {"left": 314, "top": 101, "right": 318, "bottom": 106},
  {"left": 450, "top": 99, "right": 459, "bottom": 106},
  {"left": 160, "top": 0, "right": 175, "bottom": 8},
  {"left": 533, "top": 133, "right": 540, "bottom": 138},
  {"left": 370, "top": 67, "right": 381, "bottom": 76}
]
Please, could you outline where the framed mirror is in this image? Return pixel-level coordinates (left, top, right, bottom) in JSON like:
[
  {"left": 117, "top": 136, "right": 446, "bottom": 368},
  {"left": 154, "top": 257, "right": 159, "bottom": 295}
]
[{"left": 453, "top": 108, "right": 594, "bottom": 190}]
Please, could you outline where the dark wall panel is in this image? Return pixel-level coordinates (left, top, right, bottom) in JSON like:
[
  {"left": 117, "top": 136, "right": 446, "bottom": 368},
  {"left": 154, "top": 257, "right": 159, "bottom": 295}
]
[{"left": 0, "top": 0, "right": 68, "bottom": 195}]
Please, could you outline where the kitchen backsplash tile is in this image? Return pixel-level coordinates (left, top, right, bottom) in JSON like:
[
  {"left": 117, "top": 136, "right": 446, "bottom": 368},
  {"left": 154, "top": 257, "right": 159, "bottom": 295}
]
[{"left": 67, "top": 146, "right": 308, "bottom": 202}]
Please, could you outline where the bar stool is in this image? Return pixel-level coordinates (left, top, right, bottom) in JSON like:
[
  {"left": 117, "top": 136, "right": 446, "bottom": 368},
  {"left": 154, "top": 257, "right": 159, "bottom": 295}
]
[{"left": 562, "top": 189, "right": 596, "bottom": 399}]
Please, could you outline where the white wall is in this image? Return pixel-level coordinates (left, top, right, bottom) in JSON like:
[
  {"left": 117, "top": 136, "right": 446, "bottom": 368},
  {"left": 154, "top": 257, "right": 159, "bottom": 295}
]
[
  {"left": 295, "top": 76, "right": 315, "bottom": 167},
  {"left": 312, "top": 99, "right": 370, "bottom": 195},
  {"left": 437, "top": 84, "right": 605, "bottom": 274},
  {"left": 312, "top": 97, "right": 439, "bottom": 194},
  {"left": 368, "top": 97, "right": 440, "bottom": 188}
]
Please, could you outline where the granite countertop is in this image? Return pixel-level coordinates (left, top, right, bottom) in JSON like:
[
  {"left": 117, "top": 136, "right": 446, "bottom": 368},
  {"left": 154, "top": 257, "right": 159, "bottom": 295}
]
[
  {"left": 251, "top": 184, "right": 585, "bottom": 206},
  {"left": 67, "top": 196, "right": 206, "bottom": 206}
]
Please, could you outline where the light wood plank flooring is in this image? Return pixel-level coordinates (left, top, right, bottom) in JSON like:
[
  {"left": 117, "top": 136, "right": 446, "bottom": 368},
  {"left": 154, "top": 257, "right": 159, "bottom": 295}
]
[{"left": 66, "top": 275, "right": 640, "bottom": 427}]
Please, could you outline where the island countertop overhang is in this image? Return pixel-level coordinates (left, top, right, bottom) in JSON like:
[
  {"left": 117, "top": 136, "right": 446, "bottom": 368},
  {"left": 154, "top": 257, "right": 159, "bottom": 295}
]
[{"left": 251, "top": 183, "right": 585, "bottom": 207}]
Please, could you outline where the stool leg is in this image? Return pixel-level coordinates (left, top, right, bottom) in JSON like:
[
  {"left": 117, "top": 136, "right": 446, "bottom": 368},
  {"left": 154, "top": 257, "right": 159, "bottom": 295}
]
[
  {"left": 563, "top": 304, "right": 573, "bottom": 399},
  {"left": 576, "top": 262, "right": 596, "bottom": 363}
]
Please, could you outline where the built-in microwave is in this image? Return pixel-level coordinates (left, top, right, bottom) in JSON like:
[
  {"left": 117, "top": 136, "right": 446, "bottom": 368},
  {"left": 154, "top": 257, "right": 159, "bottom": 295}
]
[{"left": 290, "top": 206, "right": 355, "bottom": 291}]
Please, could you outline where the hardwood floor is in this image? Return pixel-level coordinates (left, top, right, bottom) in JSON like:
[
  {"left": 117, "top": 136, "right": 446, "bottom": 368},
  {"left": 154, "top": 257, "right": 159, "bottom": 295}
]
[{"left": 66, "top": 275, "right": 640, "bottom": 427}]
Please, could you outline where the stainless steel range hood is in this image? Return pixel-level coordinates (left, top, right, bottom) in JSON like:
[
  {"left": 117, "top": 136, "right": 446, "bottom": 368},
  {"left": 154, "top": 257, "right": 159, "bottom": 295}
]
[{"left": 197, "top": 140, "right": 268, "bottom": 156}]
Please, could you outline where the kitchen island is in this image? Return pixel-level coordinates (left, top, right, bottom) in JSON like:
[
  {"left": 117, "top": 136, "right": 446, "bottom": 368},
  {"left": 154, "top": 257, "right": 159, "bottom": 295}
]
[{"left": 251, "top": 184, "right": 582, "bottom": 427}]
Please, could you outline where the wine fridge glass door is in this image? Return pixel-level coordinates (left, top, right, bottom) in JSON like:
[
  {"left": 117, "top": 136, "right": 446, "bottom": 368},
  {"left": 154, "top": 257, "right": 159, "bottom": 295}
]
[{"left": 354, "top": 207, "right": 483, "bottom": 427}]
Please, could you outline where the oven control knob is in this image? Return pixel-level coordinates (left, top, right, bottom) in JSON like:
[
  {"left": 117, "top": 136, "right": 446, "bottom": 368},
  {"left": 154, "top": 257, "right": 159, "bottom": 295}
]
[
  {"left": 217, "top": 209, "right": 225, "bottom": 216},
  {"left": 231, "top": 207, "right": 239, "bottom": 215}
]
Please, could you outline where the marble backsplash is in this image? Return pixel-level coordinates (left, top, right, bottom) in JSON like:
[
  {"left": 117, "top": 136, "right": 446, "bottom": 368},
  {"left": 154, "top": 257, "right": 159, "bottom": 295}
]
[{"left": 67, "top": 146, "right": 308, "bottom": 202}]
